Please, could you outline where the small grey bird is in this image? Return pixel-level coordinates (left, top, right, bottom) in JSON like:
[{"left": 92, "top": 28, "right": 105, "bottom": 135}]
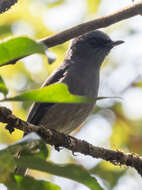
[
  {"left": 15, "top": 30, "right": 124, "bottom": 175},
  {"left": 27, "top": 30, "right": 124, "bottom": 134}
]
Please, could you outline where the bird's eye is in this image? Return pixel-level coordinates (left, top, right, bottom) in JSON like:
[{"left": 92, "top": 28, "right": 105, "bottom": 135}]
[
  {"left": 89, "top": 38, "right": 112, "bottom": 47},
  {"left": 88, "top": 38, "right": 97, "bottom": 46}
]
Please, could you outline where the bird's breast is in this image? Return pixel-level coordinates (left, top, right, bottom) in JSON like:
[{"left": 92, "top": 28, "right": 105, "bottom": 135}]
[
  {"left": 62, "top": 65, "right": 100, "bottom": 98},
  {"left": 39, "top": 63, "right": 100, "bottom": 134},
  {"left": 39, "top": 103, "right": 95, "bottom": 134}
]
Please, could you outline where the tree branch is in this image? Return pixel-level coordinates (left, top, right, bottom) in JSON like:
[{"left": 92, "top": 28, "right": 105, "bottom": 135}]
[
  {"left": 0, "top": 0, "right": 18, "bottom": 14},
  {"left": 0, "top": 106, "right": 142, "bottom": 176},
  {"left": 39, "top": 2, "right": 142, "bottom": 48},
  {"left": 1, "top": 2, "right": 142, "bottom": 67}
]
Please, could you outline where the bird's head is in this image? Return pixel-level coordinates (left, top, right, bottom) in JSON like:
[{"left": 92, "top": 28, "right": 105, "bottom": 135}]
[{"left": 68, "top": 30, "right": 124, "bottom": 68}]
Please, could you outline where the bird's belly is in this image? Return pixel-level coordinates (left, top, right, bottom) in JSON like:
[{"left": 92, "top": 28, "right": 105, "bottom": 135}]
[{"left": 39, "top": 103, "right": 94, "bottom": 134}]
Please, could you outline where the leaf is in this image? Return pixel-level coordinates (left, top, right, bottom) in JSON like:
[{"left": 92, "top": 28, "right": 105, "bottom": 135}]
[
  {"left": 0, "top": 36, "right": 44, "bottom": 66},
  {"left": 0, "top": 133, "right": 48, "bottom": 184},
  {"left": 0, "top": 83, "right": 90, "bottom": 103},
  {"left": 8, "top": 133, "right": 48, "bottom": 159},
  {"left": 0, "top": 150, "right": 16, "bottom": 183},
  {"left": 90, "top": 162, "right": 126, "bottom": 188},
  {"left": 16, "top": 157, "right": 104, "bottom": 190},
  {"left": 13, "top": 175, "right": 60, "bottom": 190},
  {"left": 0, "top": 76, "right": 8, "bottom": 96},
  {"left": 0, "top": 133, "right": 103, "bottom": 189},
  {"left": 0, "top": 83, "right": 120, "bottom": 103},
  {"left": 0, "top": 25, "right": 11, "bottom": 35},
  {"left": 4, "top": 174, "right": 60, "bottom": 190}
]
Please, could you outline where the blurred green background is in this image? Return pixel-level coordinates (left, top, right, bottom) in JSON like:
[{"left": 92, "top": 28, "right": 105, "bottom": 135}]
[{"left": 0, "top": 0, "right": 142, "bottom": 189}]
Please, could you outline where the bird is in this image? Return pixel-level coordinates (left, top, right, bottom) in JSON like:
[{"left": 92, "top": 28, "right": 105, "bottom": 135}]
[
  {"left": 15, "top": 30, "right": 124, "bottom": 175},
  {"left": 26, "top": 30, "right": 124, "bottom": 134}
]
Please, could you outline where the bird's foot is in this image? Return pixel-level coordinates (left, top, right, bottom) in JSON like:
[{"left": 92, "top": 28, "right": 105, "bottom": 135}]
[{"left": 54, "top": 145, "right": 63, "bottom": 151}]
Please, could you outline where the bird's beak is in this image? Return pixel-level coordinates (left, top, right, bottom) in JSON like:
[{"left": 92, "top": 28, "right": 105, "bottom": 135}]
[{"left": 112, "top": 40, "right": 125, "bottom": 47}]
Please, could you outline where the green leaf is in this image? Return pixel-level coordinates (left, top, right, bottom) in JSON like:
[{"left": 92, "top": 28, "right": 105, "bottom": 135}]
[
  {"left": 16, "top": 157, "right": 104, "bottom": 190},
  {"left": 0, "top": 83, "right": 119, "bottom": 103},
  {"left": 4, "top": 174, "right": 60, "bottom": 190},
  {"left": 0, "top": 150, "right": 16, "bottom": 183},
  {"left": 0, "top": 76, "right": 8, "bottom": 96},
  {"left": 8, "top": 133, "right": 48, "bottom": 159},
  {"left": 0, "top": 83, "right": 89, "bottom": 103},
  {"left": 0, "top": 25, "right": 11, "bottom": 35},
  {"left": 90, "top": 163, "right": 125, "bottom": 188},
  {"left": 13, "top": 175, "right": 60, "bottom": 190},
  {"left": 4, "top": 176, "right": 19, "bottom": 190},
  {"left": 0, "top": 36, "right": 44, "bottom": 66},
  {"left": 0, "top": 134, "right": 103, "bottom": 189},
  {"left": 0, "top": 133, "right": 48, "bottom": 184}
]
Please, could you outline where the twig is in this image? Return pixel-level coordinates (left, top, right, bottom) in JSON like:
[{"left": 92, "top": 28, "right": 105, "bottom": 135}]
[
  {"left": 39, "top": 2, "right": 142, "bottom": 48},
  {"left": 0, "top": 0, "right": 18, "bottom": 14},
  {"left": 1, "top": 2, "right": 142, "bottom": 67},
  {"left": 0, "top": 106, "right": 142, "bottom": 176}
]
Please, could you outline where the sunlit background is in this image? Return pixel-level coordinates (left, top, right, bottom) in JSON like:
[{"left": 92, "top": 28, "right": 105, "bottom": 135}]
[{"left": 0, "top": 0, "right": 142, "bottom": 189}]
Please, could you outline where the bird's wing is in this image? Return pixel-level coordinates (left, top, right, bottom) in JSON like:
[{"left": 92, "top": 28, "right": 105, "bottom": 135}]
[{"left": 27, "top": 62, "right": 69, "bottom": 125}]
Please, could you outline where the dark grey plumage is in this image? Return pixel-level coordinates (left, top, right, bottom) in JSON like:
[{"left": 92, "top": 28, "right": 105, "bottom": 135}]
[
  {"left": 15, "top": 30, "right": 123, "bottom": 175},
  {"left": 27, "top": 30, "right": 124, "bottom": 134}
]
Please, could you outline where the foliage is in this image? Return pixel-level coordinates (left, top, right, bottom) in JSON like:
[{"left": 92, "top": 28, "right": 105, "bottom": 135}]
[
  {"left": 0, "top": 0, "right": 141, "bottom": 190},
  {"left": 0, "top": 76, "right": 8, "bottom": 96},
  {"left": 0, "top": 133, "right": 103, "bottom": 190},
  {"left": 0, "top": 36, "right": 44, "bottom": 66}
]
